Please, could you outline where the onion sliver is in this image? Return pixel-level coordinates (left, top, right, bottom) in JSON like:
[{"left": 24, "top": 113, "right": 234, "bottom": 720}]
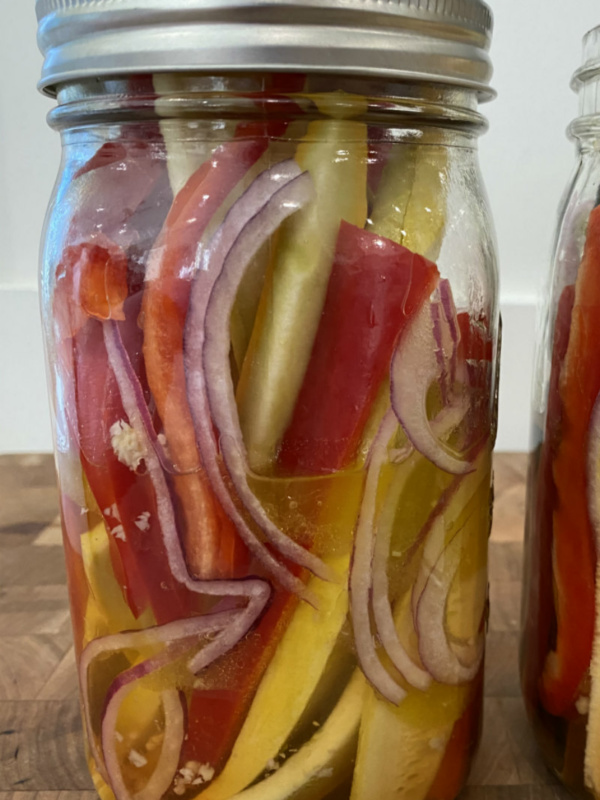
[
  {"left": 362, "top": 414, "right": 431, "bottom": 692},
  {"left": 391, "top": 297, "right": 473, "bottom": 475},
  {"left": 193, "top": 168, "right": 332, "bottom": 586},
  {"left": 102, "top": 685, "right": 184, "bottom": 800},
  {"left": 134, "top": 690, "right": 184, "bottom": 800},
  {"left": 414, "top": 517, "right": 483, "bottom": 684},
  {"left": 370, "top": 407, "right": 469, "bottom": 693},
  {"left": 184, "top": 160, "right": 325, "bottom": 598},
  {"left": 349, "top": 410, "right": 407, "bottom": 705},
  {"left": 79, "top": 609, "right": 243, "bottom": 784}
]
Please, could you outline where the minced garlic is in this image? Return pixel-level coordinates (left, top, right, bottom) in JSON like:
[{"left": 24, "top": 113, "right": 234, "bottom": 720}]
[{"left": 110, "top": 419, "right": 145, "bottom": 471}]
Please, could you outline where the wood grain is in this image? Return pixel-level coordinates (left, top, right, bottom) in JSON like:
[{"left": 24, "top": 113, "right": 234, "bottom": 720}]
[{"left": 0, "top": 451, "right": 570, "bottom": 799}]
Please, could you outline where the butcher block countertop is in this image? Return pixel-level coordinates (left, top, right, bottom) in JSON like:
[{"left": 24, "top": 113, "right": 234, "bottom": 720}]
[{"left": 0, "top": 452, "right": 573, "bottom": 800}]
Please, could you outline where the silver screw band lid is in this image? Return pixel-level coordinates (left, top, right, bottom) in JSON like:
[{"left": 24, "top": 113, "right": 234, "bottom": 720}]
[{"left": 36, "top": 0, "right": 494, "bottom": 99}]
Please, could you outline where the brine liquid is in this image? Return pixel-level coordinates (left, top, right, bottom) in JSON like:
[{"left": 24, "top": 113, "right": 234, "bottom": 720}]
[{"left": 64, "top": 443, "right": 492, "bottom": 800}]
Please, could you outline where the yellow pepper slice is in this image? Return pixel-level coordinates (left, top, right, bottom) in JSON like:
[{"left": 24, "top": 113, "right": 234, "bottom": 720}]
[{"left": 198, "top": 553, "right": 351, "bottom": 800}]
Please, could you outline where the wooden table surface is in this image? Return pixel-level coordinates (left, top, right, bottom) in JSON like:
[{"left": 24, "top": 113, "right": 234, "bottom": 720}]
[{"left": 0, "top": 452, "right": 573, "bottom": 800}]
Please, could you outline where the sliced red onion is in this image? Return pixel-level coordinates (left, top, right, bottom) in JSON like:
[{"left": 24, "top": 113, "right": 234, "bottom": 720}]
[
  {"left": 588, "top": 391, "right": 600, "bottom": 550},
  {"left": 79, "top": 609, "right": 242, "bottom": 783},
  {"left": 349, "top": 410, "right": 407, "bottom": 705},
  {"left": 414, "top": 517, "right": 483, "bottom": 684},
  {"left": 390, "top": 296, "right": 474, "bottom": 475},
  {"left": 133, "top": 690, "right": 184, "bottom": 800},
  {"left": 102, "top": 686, "right": 184, "bottom": 800},
  {"left": 409, "top": 476, "right": 463, "bottom": 618},
  {"left": 186, "top": 165, "right": 332, "bottom": 588},
  {"left": 369, "top": 407, "right": 469, "bottom": 694}
]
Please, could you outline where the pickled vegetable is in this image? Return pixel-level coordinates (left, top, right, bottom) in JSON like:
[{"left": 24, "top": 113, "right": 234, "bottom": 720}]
[{"left": 48, "top": 96, "right": 494, "bottom": 800}]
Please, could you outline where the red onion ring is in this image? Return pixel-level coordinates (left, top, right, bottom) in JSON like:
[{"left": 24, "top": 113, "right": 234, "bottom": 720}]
[
  {"left": 369, "top": 407, "right": 470, "bottom": 694},
  {"left": 102, "top": 685, "right": 184, "bottom": 800},
  {"left": 201, "top": 172, "right": 333, "bottom": 584},
  {"left": 409, "top": 476, "right": 463, "bottom": 618},
  {"left": 414, "top": 516, "right": 483, "bottom": 684},
  {"left": 79, "top": 609, "right": 243, "bottom": 785},
  {"left": 349, "top": 410, "right": 407, "bottom": 705},
  {"left": 106, "top": 299, "right": 310, "bottom": 599},
  {"left": 390, "top": 297, "right": 474, "bottom": 475},
  {"left": 184, "top": 163, "right": 331, "bottom": 593},
  {"left": 98, "top": 608, "right": 250, "bottom": 800}
]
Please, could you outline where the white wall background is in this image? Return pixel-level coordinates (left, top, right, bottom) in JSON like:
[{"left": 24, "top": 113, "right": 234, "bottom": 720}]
[{"left": 1, "top": 1, "right": 599, "bottom": 453}]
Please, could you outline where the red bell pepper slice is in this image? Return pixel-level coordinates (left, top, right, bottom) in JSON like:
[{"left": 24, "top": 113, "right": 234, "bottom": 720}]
[
  {"left": 142, "top": 134, "right": 272, "bottom": 580},
  {"left": 181, "top": 583, "right": 300, "bottom": 771},
  {"left": 277, "top": 220, "right": 439, "bottom": 475},
  {"left": 539, "top": 206, "right": 600, "bottom": 718},
  {"left": 521, "top": 285, "right": 574, "bottom": 715}
]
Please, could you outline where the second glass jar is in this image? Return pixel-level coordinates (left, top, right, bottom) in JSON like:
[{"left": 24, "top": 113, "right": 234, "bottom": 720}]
[{"left": 521, "top": 24, "right": 600, "bottom": 800}]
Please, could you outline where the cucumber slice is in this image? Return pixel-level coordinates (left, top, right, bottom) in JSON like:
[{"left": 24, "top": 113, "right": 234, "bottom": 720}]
[
  {"left": 154, "top": 74, "right": 232, "bottom": 196},
  {"left": 237, "top": 118, "right": 368, "bottom": 472},
  {"left": 368, "top": 143, "right": 448, "bottom": 261}
]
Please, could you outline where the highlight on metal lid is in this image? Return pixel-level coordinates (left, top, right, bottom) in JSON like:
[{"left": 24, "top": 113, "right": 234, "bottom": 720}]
[{"left": 36, "top": 0, "right": 494, "bottom": 99}]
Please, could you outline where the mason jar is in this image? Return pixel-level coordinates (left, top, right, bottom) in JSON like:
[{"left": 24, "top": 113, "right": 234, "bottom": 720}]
[
  {"left": 521, "top": 24, "right": 600, "bottom": 799},
  {"left": 36, "top": 2, "right": 499, "bottom": 799}
]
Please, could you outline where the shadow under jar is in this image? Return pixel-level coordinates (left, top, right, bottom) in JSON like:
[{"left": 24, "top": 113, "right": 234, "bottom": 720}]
[
  {"left": 521, "top": 24, "right": 600, "bottom": 800},
  {"left": 35, "top": 2, "right": 499, "bottom": 799}
]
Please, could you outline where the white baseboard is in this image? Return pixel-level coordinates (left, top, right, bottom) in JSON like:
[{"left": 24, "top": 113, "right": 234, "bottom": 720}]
[{"left": 0, "top": 287, "right": 536, "bottom": 455}]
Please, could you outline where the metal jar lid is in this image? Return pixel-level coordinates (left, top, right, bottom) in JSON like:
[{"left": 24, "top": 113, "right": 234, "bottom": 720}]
[{"left": 36, "top": 0, "right": 494, "bottom": 99}]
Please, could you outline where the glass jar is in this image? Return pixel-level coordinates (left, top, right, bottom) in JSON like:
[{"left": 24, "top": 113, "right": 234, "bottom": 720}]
[
  {"left": 521, "top": 25, "right": 600, "bottom": 800},
  {"left": 36, "top": 3, "right": 499, "bottom": 799}
]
